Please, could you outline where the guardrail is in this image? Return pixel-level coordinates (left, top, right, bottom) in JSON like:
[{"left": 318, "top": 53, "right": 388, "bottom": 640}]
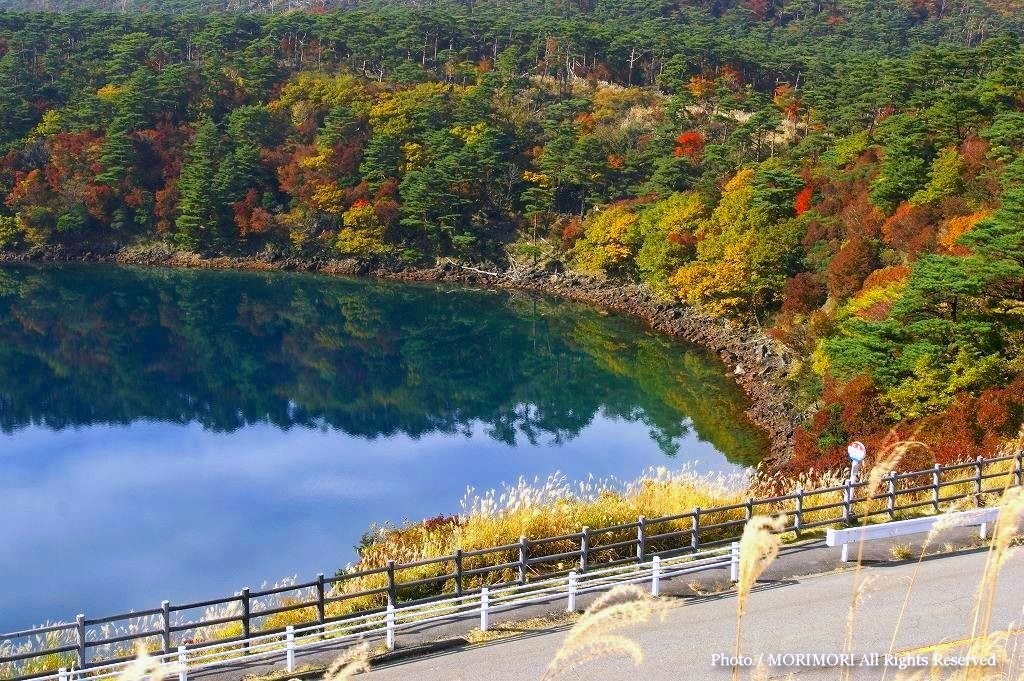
[
  {"left": 825, "top": 506, "right": 1007, "bottom": 561},
  {"left": 3, "top": 450, "right": 1022, "bottom": 681},
  {"left": 8, "top": 547, "right": 737, "bottom": 681}
]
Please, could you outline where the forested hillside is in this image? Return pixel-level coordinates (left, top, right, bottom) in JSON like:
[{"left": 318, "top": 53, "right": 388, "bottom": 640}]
[{"left": 1, "top": 0, "right": 1022, "bottom": 471}]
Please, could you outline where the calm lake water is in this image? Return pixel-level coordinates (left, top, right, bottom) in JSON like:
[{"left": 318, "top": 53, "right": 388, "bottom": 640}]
[{"left": 0, "top": 263, "right": 765, "bottom": 632}]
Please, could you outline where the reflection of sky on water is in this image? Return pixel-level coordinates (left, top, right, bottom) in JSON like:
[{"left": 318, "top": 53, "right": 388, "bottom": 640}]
[{"left": 0, "top": 415, "right": 734, "bottom": 631}]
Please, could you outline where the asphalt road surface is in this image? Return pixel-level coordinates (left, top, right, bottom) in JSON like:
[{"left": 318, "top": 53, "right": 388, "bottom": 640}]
[{"left": 363, "top": 548, "right": 1024, "bottom": 680}]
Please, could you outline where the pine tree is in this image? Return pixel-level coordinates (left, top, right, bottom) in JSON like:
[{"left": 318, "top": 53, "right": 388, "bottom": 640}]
[{"left": 175, "top": 118, "right": 225, "bottom": 251}]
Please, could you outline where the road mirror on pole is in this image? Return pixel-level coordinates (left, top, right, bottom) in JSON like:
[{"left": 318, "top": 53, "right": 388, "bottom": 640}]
[{"left": 847, "top": 441, "right": 866, "bottom": 482}]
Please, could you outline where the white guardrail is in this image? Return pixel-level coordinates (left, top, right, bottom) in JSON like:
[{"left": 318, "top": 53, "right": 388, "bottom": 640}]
[
  {"left": 826, "top": 506, "right": 1008, "bottom": 561},
  {"left": 46, "top": 548, "right": 736, "bottom": 681}
]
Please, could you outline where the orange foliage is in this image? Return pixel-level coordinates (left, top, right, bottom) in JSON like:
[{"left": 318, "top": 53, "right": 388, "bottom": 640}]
[
  {"left": 939, "top": 210, "right": 990, "bottom": 254},
  {"left": 793, "top": 185, "right": 813, "bottom": 215},
  {"left": 607, "top": 154, "right": 625, "bottom": 170},
  {"left": 860, "top": 265, "right": 910, "bottom": 292},
  {"left": 574, "top": 113, "right": 596, "bottom": 134},
  {"left": 687, "top": 75, "right": 715, "bottom": 100},
  {"left": 673, "top": 131, "right": 704, "bottom": 160},
  {"left": 719, "top": 65, "right": 741, "bottom": 88}
]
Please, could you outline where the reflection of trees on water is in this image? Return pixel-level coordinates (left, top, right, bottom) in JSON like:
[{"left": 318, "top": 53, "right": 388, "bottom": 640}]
[{"left": 0, "top": 265, "right": 767, "bottom": 465}]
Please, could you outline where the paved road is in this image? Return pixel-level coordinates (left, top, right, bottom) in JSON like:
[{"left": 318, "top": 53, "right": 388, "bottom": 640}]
[{"left": 363, "top": 548, "right": 1024, "bottom": 680}]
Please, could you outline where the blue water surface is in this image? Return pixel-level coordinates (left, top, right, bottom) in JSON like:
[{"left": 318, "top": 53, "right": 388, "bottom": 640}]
[{"left": 0, "top": 264, "right": 765, "bottom": 631}]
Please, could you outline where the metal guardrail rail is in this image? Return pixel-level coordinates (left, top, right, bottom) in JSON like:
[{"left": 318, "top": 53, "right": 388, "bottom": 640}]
[
  {"left": 10, "top": 548, "right": 737, "bottom": 681},
  {"left": 3, "top": 450, "right": 1022, "bottom": 681}
]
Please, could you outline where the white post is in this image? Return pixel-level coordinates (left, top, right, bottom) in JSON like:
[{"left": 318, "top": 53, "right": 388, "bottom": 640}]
[
  {"left": 566, "top": 571, "right": 578, "bottom": 612},
  {"left": 480, "top": 587, "right": 490, "bottom": 632},
  {"left": 58, "top": 668, "right": 67, "bottom": 681},
  {"left": 385, "top": 602, "right": 396, "bottom": 651},
  {"left": 980, "top": 522, "right": 989, "bottom": 541},
  {"left": 285, "top": 625, "right": 295, "bottom": 672},
  {"left": 177, "top": 646, "right": 187, "bottom": 681},
  {"left": 840, "top": 542, "right": 850, "bottom": 563},
  {"left": 730, "top": 541, "right": 740, "bottom": 582},
  {"left": 651, "top": 555, "right": 661, "bottom": 597}
]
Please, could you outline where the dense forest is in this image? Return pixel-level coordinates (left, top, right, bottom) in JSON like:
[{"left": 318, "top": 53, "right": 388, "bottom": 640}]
[{"left": 0, "top": 0, "right": 1022, "bottom": 471}]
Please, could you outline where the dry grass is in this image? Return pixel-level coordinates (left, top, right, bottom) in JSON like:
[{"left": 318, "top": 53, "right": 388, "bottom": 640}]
[
  {"left": 734, "top": 515, "right": 787, "bottom": 681},
  {"left": 465, "top": 613, "right": 578, "bottom": 644},
  {"left": 542, "top": 585, "right": 666, "bottom": 680},
  {"left": 890, "top": 543, "right": 916, "bottom": 560}
]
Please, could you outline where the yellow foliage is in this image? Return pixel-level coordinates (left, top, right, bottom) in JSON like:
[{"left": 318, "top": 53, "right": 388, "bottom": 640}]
[
  {"left": 336, "top": 202, "right": 389, "bottom": 256},
  {"left": 668, "top": 169, "right": 770, "bottom": 313},
  {"left": 670, "top": 231, "right": 755, "bottom": 313},
  {"left": 369, "top": 82, "right": 451, "bottom": 138},
  {"left": 522, "top": 170, "right": 551, "bottom": 187},
  {"left": 451, "top": 122, "right": 487, "bottom": 145},
  {"left": 272, "top": 73, "right": 368, "bottom": 112},
  {"left": 310, "top": 184, "right": 346, "bottom": 217},
  {"left": 29, "top": 110, "right": 64, "bottom": 140},
  {"left": 97, "top": 83, "right": 121, "bottom": 100},
  {"left": 570, "top": 204, "right": 638, "bottom": 273},
  {"left": 400, "top": 142, "right": 424, "bottom": 171},
  {"left": 590, "top": 86, "right": 663, "bottom": 124}
]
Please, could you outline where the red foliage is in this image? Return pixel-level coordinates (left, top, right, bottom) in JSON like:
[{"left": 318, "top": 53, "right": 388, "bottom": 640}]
[
  {"left": 781, "top": 272, "right": 826, "bottom": 315},
  {"left": 793, "top": 185, "right": 813, "bottom": 215},
  {"left": 747, "top": 0, "right": 771, "bottom": 20},
  {"left": 673, "top": 131, "right": 704, "bottom": 160},
  {"left": 154, "top": 181, "right": 178, "bottom": 234},
  {"left": 840, "top": 191, "right": 884, "bottom": 240},
  {"left": 561, "top": 217, "right": 584, "bottom": 247},
  {"left": 232, "top": 189, "right": 274, "bottom": 236},
  {"left": 882, "top": 202, "right": 936, "bottom": 258},
  {"left": 826, "top": 236, "right": 877, "bottom": 300}
]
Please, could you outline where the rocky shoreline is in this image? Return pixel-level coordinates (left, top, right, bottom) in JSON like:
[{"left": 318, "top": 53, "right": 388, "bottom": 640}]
[{"left": 0, "top": 243, "right": 812, "bottom": 463}]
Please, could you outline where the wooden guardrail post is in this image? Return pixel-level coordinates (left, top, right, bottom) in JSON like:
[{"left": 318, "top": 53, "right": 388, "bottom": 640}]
[
  {"left": 691, "top": 508, "right": 701, "bottom": 550},
  {"left": 974, "top": 456, "right": 984, "bottom": 505},
  {"left": 240, "top": 588, "right": 251, "bottom": 652},
  {"left": 745, "top": 497, "right": 753, "bottom": 522},
  {"left": 887, "top": 472, "right": 896, "bottom": 519},
  {"left": 75, "top": 614, "right": 86, "bottom": 670},
  {"left": 386, "top": 561, "right": 397, "bottom": 608},
  {"left": 454, "top": 549, "right": 464, "bottom": 597},
  {"left": 793, "top": 488, "right": 804, "bottom": 536},
  {"left": 1016, "top": 450, "right": 1023, "bottom": 487},
  {"left": 161, "top": 600, "right": 171, "bottom": 654},
  {"left": 843, "top": 477, "right": 853, "bottom": 524},
  {"left": 579, "top": 527, "right": 590, "bottom": 573},
  {"left": 517, "top": 536, "right": 528, "bottom": 585},
  {"left": 315, "top": 573, "right": 326, "bottom": 631},
  {"left": 636, "top": 515, "right": 646, "bottom": 563}
]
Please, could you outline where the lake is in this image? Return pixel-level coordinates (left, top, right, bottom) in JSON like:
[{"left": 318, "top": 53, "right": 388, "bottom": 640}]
[{"left": 0, "top": 263, "right": 765, "bottom": 632}]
